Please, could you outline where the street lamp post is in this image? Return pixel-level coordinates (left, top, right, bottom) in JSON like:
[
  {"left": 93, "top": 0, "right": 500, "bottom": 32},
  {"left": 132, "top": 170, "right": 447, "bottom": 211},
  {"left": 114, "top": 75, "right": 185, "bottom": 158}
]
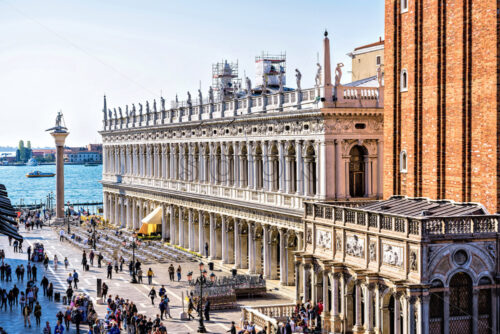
[
  {"left": 196, "top": 262, "right": 208, "bottom": 333},
  {"left": 126, "top": 234, "right": 139, "bottom": 284},
  {"left": 91, "top": 218, "right": 97, "bottom": 250}
]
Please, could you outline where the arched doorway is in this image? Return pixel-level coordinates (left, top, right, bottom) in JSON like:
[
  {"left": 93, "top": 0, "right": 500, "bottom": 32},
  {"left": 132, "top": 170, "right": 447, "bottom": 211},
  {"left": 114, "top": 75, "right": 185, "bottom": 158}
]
[
  {"left": 349, "top": 145, "right": 367, "bottom": 197},
  {"left": 449, "top": 272, "right": 473, "bottom": 334}
]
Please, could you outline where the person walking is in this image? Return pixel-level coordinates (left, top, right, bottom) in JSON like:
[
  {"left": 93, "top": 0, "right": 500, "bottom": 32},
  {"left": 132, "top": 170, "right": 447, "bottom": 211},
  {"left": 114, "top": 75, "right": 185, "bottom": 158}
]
[
  {"left": 66, "top": 285, "right": 73, "bottom": 305},
  {"left": 23, "top": 303, "right": 32, "bottom": 328},
  {"left": 19, "top": 292, "right": 26, "bottom": 312},
  {"left": 107, "top": 263, "right": 113, "bottom": 279},
  {"left": 176, "top": 265, "right": 182, "bottom": 281},
  {"left": 43, "top": 255, "right": 49, "bottom": 270},
  {"left": 27, "top": 245, "right": 31, "bottom": 261},
  {"left": 101, "top": 282, "right": 108, "bottom": 303},
  {"left": 27, "top": 263, "right": 32, "bottom": 281},
  {"left": 227, "top": 321, "right": 237, "bottom": 334},
  {"left": 33, "top": 301, "right": 42, "bottom": 326},
  {"left": 119, "top": 256, "right": 124, "bottom": 272},
  {"left": 147, "top": 268, "right": 154, "bottom": 285},
  {"left": 12, "top": 284, "right": 19, "bottom": 305},
  {"left": 98, "top": 253, "right": 103, "bottom": 268},
  {"left": 73, "top": 308, "right": 82, "bottom": 334},
  {"left": 59, "top": 229, "right": 65, "bottom": 242},
  {"left": 187, "top": 295, "right": 195, "bottom": 320},
  {"left": 137, "top": 268, "right": 143, "bottom": 283},
  {"left": 54, "top": 320, "right": 64, "bottom": 334},
  {"left": 42, "top": 321, "right": 51, "bottom": 334},
  {"left": 72, "top": 270, "right": 79, "bottom": 288},
  {"left": 204, "top": 299, "right": 211, "bottom": 321},
  {"left": 148, "top": 287, "right": 156, "bottom": 305},
  {"left": 41, "top": 276, "right": 49, "bottom": 296},
  {"left": 64, "top": 307, "right": 72, "bottom": 331},
  {"left": 89, "top": 250, "right": 94, "bottom": 266},
  {"left": 168, "top": 264, "right": 174, "bottom": 281},
  {"left": 81, "top": 251, "right": 87, "bottom": 271},
  {"left": 205, "top": 242, "right": 209, "bottom": 257},
  {"left": 164, "top": 294, "right": 172, "bottom": 319},
  {"left": 31, "top": 264, "right": 37, "bottom": 281},
  {"left": 47, "top": 283, "right": 53, "bottom": 301},
  {"left": 54, "top": 255, "right": 59, "bottom": 270}
]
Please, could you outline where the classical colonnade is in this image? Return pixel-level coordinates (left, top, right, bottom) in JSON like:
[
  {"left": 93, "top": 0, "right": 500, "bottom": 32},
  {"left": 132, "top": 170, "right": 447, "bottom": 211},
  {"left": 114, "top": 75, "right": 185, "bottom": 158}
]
[
  {"left": 103, "top": 192, "right": 303, "bottom": 285},
  {"left": 103, "top": 139, "right": 320, "bottom": 197}
]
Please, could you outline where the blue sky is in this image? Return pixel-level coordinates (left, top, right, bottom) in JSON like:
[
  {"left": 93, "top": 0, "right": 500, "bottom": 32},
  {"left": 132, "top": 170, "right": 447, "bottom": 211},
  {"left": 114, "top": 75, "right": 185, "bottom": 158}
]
[{"left": 0, "top": 0, "right": 384, "bottom": 147}]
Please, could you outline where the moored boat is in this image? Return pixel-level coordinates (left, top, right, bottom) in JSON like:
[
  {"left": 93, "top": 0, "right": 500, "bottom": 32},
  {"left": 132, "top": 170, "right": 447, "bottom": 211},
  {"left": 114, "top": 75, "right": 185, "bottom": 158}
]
[{"left": 26, "top": 171, "right": 55, "bottom": 178}]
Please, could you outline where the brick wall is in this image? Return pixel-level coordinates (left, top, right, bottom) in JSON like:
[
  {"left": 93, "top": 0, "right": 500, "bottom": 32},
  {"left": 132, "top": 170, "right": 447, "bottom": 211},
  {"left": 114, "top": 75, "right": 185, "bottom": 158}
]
[{"left": 384, "top": 0, "right": 500, "bottom": 213}]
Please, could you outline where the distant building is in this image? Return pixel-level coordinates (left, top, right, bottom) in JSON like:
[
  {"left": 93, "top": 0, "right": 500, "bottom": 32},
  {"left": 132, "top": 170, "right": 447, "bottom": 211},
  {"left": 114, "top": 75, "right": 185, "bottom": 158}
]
[
  {"left": 347, "top": 38, "right": 384, "bottom": 82},
  {"left": 63, "top": 145, "right": 102, "bottom": 163}
]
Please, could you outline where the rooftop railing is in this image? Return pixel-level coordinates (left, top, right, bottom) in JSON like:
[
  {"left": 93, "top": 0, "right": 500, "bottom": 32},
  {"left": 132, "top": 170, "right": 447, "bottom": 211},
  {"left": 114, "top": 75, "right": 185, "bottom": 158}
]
[
  {"left": 103, "top": 86, "right": 383, "bottom": 132},
  {"left": 304, "top": 202, "right": 499, "bottom": 239}
]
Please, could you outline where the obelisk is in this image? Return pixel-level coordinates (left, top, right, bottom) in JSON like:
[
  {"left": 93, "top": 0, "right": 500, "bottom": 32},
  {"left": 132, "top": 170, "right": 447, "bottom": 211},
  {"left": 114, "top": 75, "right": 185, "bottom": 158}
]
[{"left": 47, "top": 112, "right": 69, "bottom": 222}]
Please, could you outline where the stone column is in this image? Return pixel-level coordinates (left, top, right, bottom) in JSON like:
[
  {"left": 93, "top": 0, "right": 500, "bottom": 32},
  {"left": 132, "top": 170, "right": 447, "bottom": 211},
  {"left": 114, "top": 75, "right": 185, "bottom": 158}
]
[
  {"left": 161, "top": 204, "right": 167, "bottom": 240},
  {"left": 188, "top": 209, "right": 194, "bottom": 251},
  {"left": 209, "top": 213, "right": 215, "bottom": 260},
  {"left": 354, "top": 282, "right": 363, "bottom": 332},
  {"left": 234, "top": 219, "right": 241, "bottom": 268},
  {"left": 248, "top": 222, "right": 255, "bottom": 273},
  {"left": 247, "top": 142, "right": 254, "bottom": 189},
  {"left": 365, "top": 284, "right": 374, "bottom": 333},
  {"left": 234, "top": 142, "right": 240, "bottom": 187},
  {"left": 263, "top": 141, "right": 269, "bottom": 191},
  {"left": 279, "top": 229, "right": 286, "bottom": 285},
  {"left": 51, "top": 130, "right": 69, "bottom": 221},
  {"left": 394, "top": 293, "right": 401, "bottom": 334},
  {"left": 178, "top": 208, "right": 184, "bottom": 247},
  {"left": 198, "top": 211, "right": 205, "bottom": 256},
  {"left": 322, "top": 271, "right": 330, "bottom": 315},
  {"left": 279, "top": 140, "right": 285, "bottom": 192},
  {"left": 472, "top": 289, "right": 479, "bottom": 334},
  {"left": 221, "top": 215, "right": 228, "bottom": 264},
  {"left": 295, "top": 261, "right": 301, "bottom": 302},
  {"left": 419, "top": 293, "right": 430, "bottom": 334},
  {"left": 302, "top": 264, "right": 310, "bottom": 302},
  {"left": 262, "top": 225, "right": 270, "bottom": 278},
  {"left": 443, "top": 291, "right": 450, "bottom": 334},
  {"left": 408, "top": 296, "right": 416, "bottom": 334},
  {"left": 169, "top": 205, "right": 175, "bottom": 243}
]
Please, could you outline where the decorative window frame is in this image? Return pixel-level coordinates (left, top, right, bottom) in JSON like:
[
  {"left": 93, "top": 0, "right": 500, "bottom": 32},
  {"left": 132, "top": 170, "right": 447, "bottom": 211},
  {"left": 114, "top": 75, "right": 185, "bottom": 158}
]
[
  {"left": 401, "top": 0, "right": 409, "bottom": 13},
  {"left": 400, "top": 150, "right": 408, "bottom": 173},
  {"left": 400, "top": 69, "right": 408, "bottom": 92},
  {"left": 376, "top": 55, "right": 381, "bottom": 66}
]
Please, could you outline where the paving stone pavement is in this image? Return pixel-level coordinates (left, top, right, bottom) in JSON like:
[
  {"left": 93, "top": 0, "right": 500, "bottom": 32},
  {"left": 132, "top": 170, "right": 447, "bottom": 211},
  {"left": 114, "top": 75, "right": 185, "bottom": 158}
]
[{"left": 0, "top": 225, "right": 292, "bottom": 333}]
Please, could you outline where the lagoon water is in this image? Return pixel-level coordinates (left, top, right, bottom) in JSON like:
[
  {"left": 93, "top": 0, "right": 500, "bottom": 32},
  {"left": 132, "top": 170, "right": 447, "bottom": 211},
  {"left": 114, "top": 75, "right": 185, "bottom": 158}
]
[{"left": 0, "top": 164, "right": 102, "bottom": 206}]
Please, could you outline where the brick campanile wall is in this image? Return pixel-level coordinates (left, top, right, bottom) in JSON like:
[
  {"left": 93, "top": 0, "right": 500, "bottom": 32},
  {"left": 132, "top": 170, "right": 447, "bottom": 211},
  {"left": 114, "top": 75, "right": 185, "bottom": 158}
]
[{"left": 384, "top": 0, "right": 500, "bottom": 213}]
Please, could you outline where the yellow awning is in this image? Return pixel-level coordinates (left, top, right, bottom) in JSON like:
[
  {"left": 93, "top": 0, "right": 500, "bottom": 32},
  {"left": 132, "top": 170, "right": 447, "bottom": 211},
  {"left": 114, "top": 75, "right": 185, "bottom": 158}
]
[{"left": 138, "top": 207, "right": 162, "bottom": 235}]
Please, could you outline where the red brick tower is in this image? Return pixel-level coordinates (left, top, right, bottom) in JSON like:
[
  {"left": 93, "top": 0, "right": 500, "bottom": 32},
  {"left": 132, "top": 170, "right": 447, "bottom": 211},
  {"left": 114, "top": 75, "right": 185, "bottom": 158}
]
[{"left": 384, "top": 0, "right": 500, "bottom": 213}]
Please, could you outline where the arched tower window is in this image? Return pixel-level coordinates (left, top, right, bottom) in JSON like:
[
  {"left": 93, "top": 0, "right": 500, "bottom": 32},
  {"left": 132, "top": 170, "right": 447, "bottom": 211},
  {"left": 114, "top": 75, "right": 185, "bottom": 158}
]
[
  {"left": 401, "top": 69, "right": 408, "bottom": 92},
  {"left": 401, "top": 0, "right": 408, "bottom": 13},
  {"left": 400, "top": 150, "right": 408, "bottom": 173}
]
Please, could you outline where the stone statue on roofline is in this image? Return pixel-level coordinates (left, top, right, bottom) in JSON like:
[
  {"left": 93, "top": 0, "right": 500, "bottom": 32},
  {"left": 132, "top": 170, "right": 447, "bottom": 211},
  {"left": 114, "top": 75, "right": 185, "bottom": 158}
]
[
  {"left": 153, "top": 99, "right": 157, "bottom": 113},
  {"left": 315, "top": 63, "right": 322, "bottom": 86},
  {"left": 278, "top": 71, "right": 284, "bottom": 92},
  {"left": 118, "top": 107, "right": 123, "bottom": 119},
  {"left": 187, "top": 91, "right": 192, "bottom": 108},
  {"left": 295, "top": 69, "right": 302, "bottom": 91},
  {"left": 335, "top": 63, "right": 344, "bottom": 86},
  {"left": 198, "top": 89, "right": 203, "bottom": 104},
  {"left": 113, "top": 108, "right": 117, "bottom": 119},
  {"left": 208, "top": 86, "right": 214, "bottom": 103},
  {"left": 138, "top": 103, "right": 143, "bottom": 117},
  {"left": 108, "top": 109, "right": 112, "bottom": 120},
  {"left": 377, "top": 64, "right": 384, "bottom": 87},
  {"left": 132, "top": 104, "right": 136, "bottom": 117},
  {"left": 146, "top": 101, "right": 150, "bottom": 115},
  {"left": 161, "top": 96, "right": 166, "bottom": 111},
  {"left": 246, "top": 77, "right": 252, "bottom": 96},
  {"left": 125, "top": 105, "right": 129, "bottom": 117}
]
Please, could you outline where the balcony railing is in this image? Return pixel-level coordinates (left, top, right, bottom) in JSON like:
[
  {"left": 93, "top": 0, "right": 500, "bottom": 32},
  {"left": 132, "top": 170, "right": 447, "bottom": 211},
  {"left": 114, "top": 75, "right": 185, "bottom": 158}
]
[
  {"left": 304, "top": 202, "right": 499, "bottom": 239},
  {"left": 241, "top": 303, "right": 295, "bottom": 334}
]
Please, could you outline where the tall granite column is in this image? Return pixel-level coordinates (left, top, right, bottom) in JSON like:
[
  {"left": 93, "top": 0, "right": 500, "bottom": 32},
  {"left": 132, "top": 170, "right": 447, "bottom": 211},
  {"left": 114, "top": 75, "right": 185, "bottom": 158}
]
[{"left": 50, "top": 130, "right": 69, "bottom": 221}]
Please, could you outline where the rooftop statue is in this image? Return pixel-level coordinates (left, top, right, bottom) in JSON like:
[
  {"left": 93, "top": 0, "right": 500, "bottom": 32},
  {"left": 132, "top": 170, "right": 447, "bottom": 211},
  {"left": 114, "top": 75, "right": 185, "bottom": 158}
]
[
  {"left": 125, "top": 105, "right": 129, "bottom": 117},
  {"left": 175, "top": 94, "right": 179, "bottom": 104},
  {"left": 161, "top": 96, "right": 165, "bottom": 111},
  {"left": 246, "top": 77, "right": 252, "bottom": 96},
  {"left": 146, "top": 101, "right": 150, "bottom": 114},
  {"left": 113, "top": 108, "right": 117, "bottom": 120},
  {"left": 46, "top": 111, "right": 68, "bottom": 132},
  {"left": 335, "top": 63, "right": 344, "bottom": 86},
  {"left": 295, "top": 69, "right": 302, "bottom": 90},
  {"left": 377, "top": 64, "right": 384, "bottom": 87},
  {"left": 118, "top": 107, "right": 123, "bottom": 119},
  {"left": 198, "top": 89, "right": 202, "bottom": 104},
  {"left": 108, "top": 109, "right": 112, "bottom": 120},
  {"left": 138, "top": 103, "right": 143, "bottom": 116},
  {"left": 315, "top": 63, "right": 322, "bottom": 86},
  {"left": 208, "top": 86, "right": 214, "bottom": 103},
  {"left": 153, "top": 99, "right": 157, "bottom": 113},
  {"left": 187, "top": 91, "right": 192, "bottom": 107},
  {"left": 132, "top": 104, "right": 136, "bottom": 117}
]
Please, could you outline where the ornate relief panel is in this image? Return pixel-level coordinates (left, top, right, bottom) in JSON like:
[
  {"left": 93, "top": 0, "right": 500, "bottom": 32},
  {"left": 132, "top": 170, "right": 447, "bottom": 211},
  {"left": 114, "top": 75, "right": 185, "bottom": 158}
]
[
  {"left": 346, "top": 234, "right": 364, "bottom": 258},
  {"left": 316, "top": 229, "right": 332, "bottom": 250},
  {"left": 382, "top": 242, "right": 404, "bottom": 268}
]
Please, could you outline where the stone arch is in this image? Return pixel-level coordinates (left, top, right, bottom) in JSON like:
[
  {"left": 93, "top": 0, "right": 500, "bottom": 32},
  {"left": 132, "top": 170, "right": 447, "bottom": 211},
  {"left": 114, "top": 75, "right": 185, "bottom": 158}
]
[
  {"left": 349, "top": 145, "right": 368, "bottom": 197},
  {"left": 449, "top": 272, "right": 473, "bottom": 333}
]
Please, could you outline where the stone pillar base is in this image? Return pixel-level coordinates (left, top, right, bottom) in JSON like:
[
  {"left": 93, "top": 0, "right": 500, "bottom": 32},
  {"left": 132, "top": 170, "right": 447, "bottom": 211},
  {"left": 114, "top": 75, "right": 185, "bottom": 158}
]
[
  {"left": 54, "top": 217, "right": 67, "bottom": 224},
  {"left": 331, "top": 316, "right": 342, "bottom": 333},
  {"left": 352, "top": 325, "right": 365, "bottom": 334}
]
